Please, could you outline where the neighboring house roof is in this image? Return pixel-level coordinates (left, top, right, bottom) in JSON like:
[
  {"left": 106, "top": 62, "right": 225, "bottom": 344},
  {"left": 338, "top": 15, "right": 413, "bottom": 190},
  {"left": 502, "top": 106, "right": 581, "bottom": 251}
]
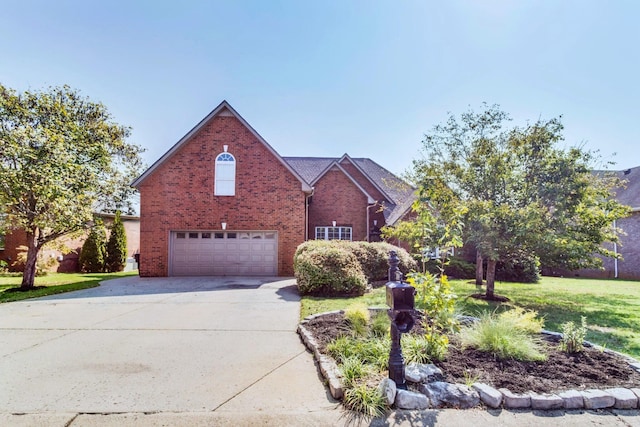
[
  {"left": 614, "top": 166, "right": 640, "bottom": 210},
  {"left": 283, "top": 155, "right": 416, "bottom": 225},
  {"left": 131, "top": 101, "right": 312, "bottom": 192}
]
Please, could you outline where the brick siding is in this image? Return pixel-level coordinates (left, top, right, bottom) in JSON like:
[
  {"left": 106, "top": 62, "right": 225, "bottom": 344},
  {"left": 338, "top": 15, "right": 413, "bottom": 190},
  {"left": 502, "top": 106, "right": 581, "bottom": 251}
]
[
  {"left": 137, "top": 114, "right": 306, "bottom": 276},
  {"left": 308, "top": 166, "right": 369, "bottom": 241}
]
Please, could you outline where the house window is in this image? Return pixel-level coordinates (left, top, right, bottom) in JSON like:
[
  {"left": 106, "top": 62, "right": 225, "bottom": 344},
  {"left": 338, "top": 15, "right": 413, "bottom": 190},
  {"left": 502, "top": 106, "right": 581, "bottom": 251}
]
[
  {"left": 315, "top": 226, "right": 352, "bottom": 241},
  {"left": 0, "top": 232, "right": 4, "bottom": 250},
  {"left": 214, "top": 150, "right": 236, "bottom": 196}
]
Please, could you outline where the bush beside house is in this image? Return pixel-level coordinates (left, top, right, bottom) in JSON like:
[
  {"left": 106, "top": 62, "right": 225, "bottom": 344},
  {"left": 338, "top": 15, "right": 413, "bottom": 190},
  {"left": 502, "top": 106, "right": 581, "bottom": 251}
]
[{"left": 294, "top": 241, "right": 417, "bottom": 296}]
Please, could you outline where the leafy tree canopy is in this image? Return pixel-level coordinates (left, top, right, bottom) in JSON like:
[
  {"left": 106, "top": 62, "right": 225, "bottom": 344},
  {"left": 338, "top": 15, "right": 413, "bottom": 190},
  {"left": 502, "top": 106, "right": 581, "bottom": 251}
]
[
  {"left": 0, "top": 84, "right": 144, "bottom": 288},
  {"left": 393, "top": 104, "right": 629, "bottom": 299}
]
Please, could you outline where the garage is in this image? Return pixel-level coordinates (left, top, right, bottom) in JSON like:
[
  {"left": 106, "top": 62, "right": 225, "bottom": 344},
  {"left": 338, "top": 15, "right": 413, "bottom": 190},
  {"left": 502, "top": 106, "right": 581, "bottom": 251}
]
[{"left": 170, "top": 231, "right": 278, "bottom": 276}]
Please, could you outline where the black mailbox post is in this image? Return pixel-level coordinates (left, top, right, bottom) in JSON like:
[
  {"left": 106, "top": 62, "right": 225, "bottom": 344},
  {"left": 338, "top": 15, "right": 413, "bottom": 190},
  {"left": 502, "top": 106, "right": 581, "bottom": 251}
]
[{"left": 385, "top": 251, "right": 415, "bottom": 389}]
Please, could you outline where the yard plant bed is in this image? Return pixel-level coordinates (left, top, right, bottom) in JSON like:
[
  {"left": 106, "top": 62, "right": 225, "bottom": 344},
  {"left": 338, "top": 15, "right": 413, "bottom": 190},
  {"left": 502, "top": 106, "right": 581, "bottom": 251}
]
[{"left": 304, "top": 311, "right": 640, "bottom": 395}]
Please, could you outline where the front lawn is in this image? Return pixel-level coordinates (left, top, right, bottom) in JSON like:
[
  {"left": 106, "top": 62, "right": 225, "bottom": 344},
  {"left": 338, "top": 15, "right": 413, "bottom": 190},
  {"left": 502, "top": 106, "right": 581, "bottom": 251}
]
[
  {"left": 0, "top": 271, "right": 138, "bottom": 303},
  {"left": 300, "top": 276, "right": 640, "bottom": 359}
]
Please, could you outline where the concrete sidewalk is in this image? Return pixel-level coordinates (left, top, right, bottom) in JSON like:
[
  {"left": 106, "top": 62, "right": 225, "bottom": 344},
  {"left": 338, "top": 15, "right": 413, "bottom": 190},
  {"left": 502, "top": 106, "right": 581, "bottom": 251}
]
[{"left": 0, "top": 276, "right": 638, "bottom": 426}]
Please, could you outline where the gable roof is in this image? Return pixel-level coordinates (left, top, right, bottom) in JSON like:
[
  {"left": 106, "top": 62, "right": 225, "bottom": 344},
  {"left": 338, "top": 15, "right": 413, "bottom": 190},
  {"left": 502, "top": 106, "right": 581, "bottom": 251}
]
[
  {"left": 283, "top": 155, "right": 416, "bottom": 225},
  {"left": 310, "top": 161, "right": 376, "bottom": 204},
  {"left": 131, "top": 101, "right": 312, "bottom": 192}
]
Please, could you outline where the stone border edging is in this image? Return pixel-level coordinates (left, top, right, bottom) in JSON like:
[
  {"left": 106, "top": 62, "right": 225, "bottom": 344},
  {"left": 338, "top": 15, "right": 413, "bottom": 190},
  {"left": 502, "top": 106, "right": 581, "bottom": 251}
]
[{"left": 298, "top": 311, "right": 640, "bottom": 411}]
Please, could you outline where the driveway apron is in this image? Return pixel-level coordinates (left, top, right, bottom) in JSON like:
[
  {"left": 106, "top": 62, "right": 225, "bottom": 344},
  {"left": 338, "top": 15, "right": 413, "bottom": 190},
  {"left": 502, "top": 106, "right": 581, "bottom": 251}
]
[{"left": 0, "top": 277, "right": 336, "bottom": 414}]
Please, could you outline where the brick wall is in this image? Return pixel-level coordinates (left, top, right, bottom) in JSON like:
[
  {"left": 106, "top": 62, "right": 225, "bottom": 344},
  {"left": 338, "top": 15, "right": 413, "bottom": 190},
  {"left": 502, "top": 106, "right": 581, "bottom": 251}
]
[
  {"left": 570, "top": 212, "right": 640, "bottom": 280},
  {"left": 137, "top": 114, "right": 306, "bottom": 276},
  {"left": 0, "top": 215, "right": 140, "bottom": 273},
  {"left": 308, "top": 166, "right": 369, "bottom": 241}
]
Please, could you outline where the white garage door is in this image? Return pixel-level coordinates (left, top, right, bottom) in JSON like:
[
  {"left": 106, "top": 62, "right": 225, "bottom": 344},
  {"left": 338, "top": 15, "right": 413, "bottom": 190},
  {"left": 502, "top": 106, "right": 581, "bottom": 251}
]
[{"left": 170, "top": 231, "right": 278, "bottom": 276}]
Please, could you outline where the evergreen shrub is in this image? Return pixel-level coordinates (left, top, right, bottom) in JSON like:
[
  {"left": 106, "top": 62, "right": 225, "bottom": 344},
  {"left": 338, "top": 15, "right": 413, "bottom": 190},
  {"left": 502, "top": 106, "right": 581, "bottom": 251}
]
[
  {"left": 105, "top": 211, "right": 127, "bottom": 272},
  {"left": 79, "top": 219, "right": 107, "bottom": 273}
]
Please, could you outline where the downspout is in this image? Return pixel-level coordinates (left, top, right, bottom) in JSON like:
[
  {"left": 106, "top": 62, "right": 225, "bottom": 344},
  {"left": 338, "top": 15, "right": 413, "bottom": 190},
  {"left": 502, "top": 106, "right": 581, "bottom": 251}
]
[
  {"left": 366, "top": 203, "right": 377, "bottom": 242},
  {"left": 305, "top": 188, "right": 314, "bottom": 241},
  {"left": 613, "top": 219, "right": 618, "bottom": 279}
]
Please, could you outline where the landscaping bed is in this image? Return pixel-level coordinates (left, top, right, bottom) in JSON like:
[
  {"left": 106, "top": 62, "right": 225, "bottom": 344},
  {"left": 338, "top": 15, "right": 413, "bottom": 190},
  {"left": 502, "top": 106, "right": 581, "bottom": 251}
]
[{"left": 303, "top": 311, "right": 640, "bottom": 395}]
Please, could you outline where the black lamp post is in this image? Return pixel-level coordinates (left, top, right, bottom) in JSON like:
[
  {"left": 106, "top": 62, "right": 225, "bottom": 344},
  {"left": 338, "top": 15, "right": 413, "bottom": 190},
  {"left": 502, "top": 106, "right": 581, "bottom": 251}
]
[{"left": 385, "top": 251, "right": 415, "bottom": 389}]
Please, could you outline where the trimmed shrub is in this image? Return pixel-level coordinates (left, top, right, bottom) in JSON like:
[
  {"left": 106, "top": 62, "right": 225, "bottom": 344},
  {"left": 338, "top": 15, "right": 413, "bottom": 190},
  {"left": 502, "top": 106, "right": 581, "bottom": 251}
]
[
  {"left": 79, "top": 219, "right": 107, "bottom": 273},
  {"left": 105, "top": 211, "right": 127, "bottom": 273},
  {"left": 496, "top": 251, "right": 541, "bottom": 283},
  {"left": 424, "top": 256, "right": 475, "bottom": 279},
  {"left": 293, "top": 241, "right": 417, "bottom": 294},
  {"left": 294, "top": 244, "right": 367, "bottom": 296}
]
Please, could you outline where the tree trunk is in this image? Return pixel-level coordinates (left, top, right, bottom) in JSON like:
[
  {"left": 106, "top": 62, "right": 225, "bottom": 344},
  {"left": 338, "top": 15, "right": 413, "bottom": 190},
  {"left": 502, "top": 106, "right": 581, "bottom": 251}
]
[
  {"left": 21, "top": 232, "right": 39, "bottom": 289},
  {"left": 485, "top": 259, "right": 497, "bottom": 299},
  {"left": 475, "top": 250, "right": 484, "bottom": 286}
]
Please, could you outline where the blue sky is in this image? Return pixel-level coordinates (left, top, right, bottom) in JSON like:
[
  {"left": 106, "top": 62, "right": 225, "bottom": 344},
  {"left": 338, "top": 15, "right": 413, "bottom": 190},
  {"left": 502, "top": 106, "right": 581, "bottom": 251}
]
[{"left": 2, "top": 0, "right": 638, "bottom": 176}]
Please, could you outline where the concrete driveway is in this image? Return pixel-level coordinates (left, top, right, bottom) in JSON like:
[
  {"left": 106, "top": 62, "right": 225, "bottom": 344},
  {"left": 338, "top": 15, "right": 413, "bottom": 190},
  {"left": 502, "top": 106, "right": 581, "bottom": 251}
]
[
  {"left": 0, "top": 276, "right": 337, "bottom": 418},
  {"left": 2, "top": 277, "right": 639, "bottom": 426}
]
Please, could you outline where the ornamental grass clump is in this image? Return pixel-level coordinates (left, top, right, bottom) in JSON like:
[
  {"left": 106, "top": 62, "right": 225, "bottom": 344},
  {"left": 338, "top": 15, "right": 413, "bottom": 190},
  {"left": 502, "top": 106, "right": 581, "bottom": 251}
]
[
  {"left": 498, "top": 306, "right": 544, "bottom": 334},
  {"left": 370, "top": 311, "right": 390, "bottom": 338},
  {"left": 339, "top": 356, "right": 371, "bottom": 387},
  {"left": 343, "top": 383, "right": 387, "bottom": 418},
  {"left": 344, "top": 302, "right": 371, "bottom": 337},
  {"left": 560, "top": 316, "right": 588, "bottom": 353},
  {"left": 402, "top": 333, "right": 448, "bottom": 364},
  {"left": 460, "top": 310, "right": 547, "bottom": 362},
  {"left": 326, "top": 336, "right": 390, "bottom": 372}
]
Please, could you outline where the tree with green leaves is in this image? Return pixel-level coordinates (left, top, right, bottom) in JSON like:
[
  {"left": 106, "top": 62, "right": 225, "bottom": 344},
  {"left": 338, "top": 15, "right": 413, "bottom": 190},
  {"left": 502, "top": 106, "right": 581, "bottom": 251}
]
[
  {"left": 79, "top": 219, "right": 107, "bottom": 273},
  {"left": 399, "top": 104, "right": 628, "bottom": 300},
  {"left": 0, "top": 84, "right": 144, "bottom": 288},
  {"left": 105, "top": 211, "right": 127, "bottom": 272}
]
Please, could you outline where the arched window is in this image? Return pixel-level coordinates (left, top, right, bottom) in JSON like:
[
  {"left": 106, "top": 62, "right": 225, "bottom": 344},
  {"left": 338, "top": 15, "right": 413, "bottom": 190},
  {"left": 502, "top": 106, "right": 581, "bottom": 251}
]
[{"left": 214, "top": 150, "right": 236, "bottom": 196}]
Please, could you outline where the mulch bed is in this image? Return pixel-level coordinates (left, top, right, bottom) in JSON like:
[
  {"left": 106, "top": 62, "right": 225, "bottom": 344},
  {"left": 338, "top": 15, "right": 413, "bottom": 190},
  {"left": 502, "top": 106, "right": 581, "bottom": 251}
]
[{"left": 303, "top": 311, "right": 640, "bottom": 394}]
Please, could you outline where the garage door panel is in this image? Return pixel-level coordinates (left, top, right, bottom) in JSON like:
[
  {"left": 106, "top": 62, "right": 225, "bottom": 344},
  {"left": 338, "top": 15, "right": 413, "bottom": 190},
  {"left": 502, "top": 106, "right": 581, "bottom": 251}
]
[{"left": 170, "top": 231, "right": 277, "bottom": 276}]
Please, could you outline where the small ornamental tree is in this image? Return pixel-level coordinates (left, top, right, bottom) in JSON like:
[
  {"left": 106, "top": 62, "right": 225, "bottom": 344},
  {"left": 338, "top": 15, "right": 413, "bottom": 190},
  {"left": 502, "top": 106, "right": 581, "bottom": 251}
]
[
  {"left": 404, "top": 104, "right": 629, "bottom": 300},
  {"left": 105, "top": 211, "right": 127, "bottom": 272},
  {"left": 0, "top": 84, "right": 144, "bottom": 288},
  {"left": 79, "top": 219, "right": 107, "bottom": 273}
]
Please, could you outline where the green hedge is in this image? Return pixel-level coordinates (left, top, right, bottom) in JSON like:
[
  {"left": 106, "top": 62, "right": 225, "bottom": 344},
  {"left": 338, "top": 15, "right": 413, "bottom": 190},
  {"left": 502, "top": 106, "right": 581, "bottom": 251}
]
[{"left": 294, "top": 241, "right": 417, "bottom": 296}]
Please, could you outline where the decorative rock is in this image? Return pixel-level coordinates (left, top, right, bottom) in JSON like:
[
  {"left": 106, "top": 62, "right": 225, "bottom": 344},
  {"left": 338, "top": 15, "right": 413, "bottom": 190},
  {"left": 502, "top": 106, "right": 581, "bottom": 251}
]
[
  {"left": 317, "top": 355, "right": 343, "bottom": 400},
  {"left": 378, "top": 378, "right": 397, "bottom": 406},
  {"left": 530, "top": 392, "right": 564, "bottom": 410},
  {"left": 632, "top": 388, "right": 640, "bottom": 399},
  {"left": 404, "top": 363, "right": 443, "bottom": 383},
  {"left": 395, "top": 389, "right": 429, "bottom": 410},
  {"left": 499, "top": 388, "right": 531, "bottom": 409},
  {"left": 558, "top": 390, "right": 584, "bottom": 409},
  {"left": 605, "top": 388, "right": 638, "bottom": 409},
  {"left": 581, "top": 389, "right": 615, "bottom": 409},
  {"left": 472, "top": 383, "right": 502, "bottom": 409},
  {"left": 630, "top": 362, "right": 640, "bottom": 373},
  {"left": 419, "top": 382, "right": 480, "bottom": 409}
]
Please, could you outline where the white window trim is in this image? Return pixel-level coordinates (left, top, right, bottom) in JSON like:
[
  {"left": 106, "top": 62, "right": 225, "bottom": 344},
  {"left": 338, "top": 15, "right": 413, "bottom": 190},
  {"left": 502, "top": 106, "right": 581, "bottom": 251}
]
[
  {"left": 315, "top": 226, "right": 353, "bottom": 241},
  {"left": 214, "top": 151, "right": 236, "bottom": 196}
]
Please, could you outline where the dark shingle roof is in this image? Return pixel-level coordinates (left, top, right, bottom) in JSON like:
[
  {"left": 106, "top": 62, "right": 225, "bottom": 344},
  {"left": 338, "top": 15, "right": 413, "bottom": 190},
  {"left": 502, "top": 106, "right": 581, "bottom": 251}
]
[
  {"left": 280, "top": 157, "right": 335, "bottom": 185},
  {"left": 613, "top": 166, "right": 640, "bottom": 208}
]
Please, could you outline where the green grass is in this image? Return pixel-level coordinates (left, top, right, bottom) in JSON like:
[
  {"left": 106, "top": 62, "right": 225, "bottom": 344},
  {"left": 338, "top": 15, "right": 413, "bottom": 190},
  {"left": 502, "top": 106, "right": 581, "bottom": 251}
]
[
  {"left": 0, "top": 271, "right": 137, "bottom": 303},
  {"left": 300, "top": 276, "right": 640, "bottom": 359}
]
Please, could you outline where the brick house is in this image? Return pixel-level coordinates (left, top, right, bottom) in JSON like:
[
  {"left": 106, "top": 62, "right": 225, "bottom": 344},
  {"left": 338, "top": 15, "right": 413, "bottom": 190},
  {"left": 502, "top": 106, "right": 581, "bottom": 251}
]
[
  {"left": 132, "top": 101, "right": 415, "bottom": 277},
  {"left": 563, "top": 166, "right": 640, "bottom": 280},
  {"left": 0, "top": 213, "right": 140, "bottom": 273}
]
